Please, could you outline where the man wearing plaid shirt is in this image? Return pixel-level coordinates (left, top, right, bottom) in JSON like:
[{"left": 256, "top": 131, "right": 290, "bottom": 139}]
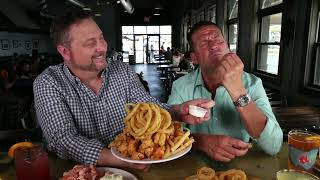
[{"left": 33, "top": 10, "right": 214, "bottom": 170}]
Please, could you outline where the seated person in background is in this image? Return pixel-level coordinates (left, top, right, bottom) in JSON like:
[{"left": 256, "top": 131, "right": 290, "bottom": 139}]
[
  {"left": 164, "top": 47, "right": 171, "bottom": 61},
  {"left": 18, "top": 60, "right": 32, "bottom": 79},
  {"left": 179, "top": 51, "right": 194, "bottom": 72},
  {"left": 168, "top": 21, "right": 283, "bottom": 162},
  {"left": 34, "top": 10, "right": 214, "bottom": 170},
  {"left": 111, "top": 48, "right": 119, "bottom": 61},
  {"left": 172, "top": 48, "right": 182, "bottom": 66}
]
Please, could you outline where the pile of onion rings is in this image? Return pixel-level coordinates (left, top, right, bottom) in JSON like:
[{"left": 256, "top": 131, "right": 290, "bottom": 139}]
[
  {"left": 185, "top": 166, "right": 251, "bottom": 180},
  {"left": 109, "top": 103, "right": 194, "bottom": 160}
]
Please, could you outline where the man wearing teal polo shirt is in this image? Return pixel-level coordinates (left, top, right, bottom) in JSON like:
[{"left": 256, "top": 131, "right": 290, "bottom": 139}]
[{"left": 168, "top": 21, "right": 283, "bottom": 162}]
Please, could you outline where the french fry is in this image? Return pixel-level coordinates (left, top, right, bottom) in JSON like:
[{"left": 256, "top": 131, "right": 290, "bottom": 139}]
[
  {"left": 167, "top": 138, "right": 174, "bottom": 148},
  {"left": 164, "top": 138, "right": 194, "bottom": 158},
  {"left": 171, "top": 130, "right": 190, "bottom": 152},
  {"left": 175, "top": 138, "right": 194, "bottom": 152}
]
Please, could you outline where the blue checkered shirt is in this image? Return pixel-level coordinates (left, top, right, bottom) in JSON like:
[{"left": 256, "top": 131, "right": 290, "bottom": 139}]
[{"left": 33, "top": 61, "right": 170, "bottom": 164}]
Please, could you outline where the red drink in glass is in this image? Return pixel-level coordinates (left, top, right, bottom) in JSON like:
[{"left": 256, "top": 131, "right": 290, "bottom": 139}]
[{"left": 15, "top": 146, "right": 50, "bottom": 180}]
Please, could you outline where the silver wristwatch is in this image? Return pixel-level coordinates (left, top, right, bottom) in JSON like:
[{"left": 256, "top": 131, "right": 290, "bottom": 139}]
[{"left": 233, "top": 94, "right": 251, "bottom": 107}]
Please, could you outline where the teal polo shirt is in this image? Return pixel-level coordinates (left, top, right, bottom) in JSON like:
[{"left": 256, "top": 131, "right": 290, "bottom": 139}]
[{"left": 168, "top": 68, "right": 283, "bottom": 155}]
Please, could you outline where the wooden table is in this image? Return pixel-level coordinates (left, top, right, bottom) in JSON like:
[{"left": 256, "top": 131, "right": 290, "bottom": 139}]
[{"left": 1, "top": 142, "right": 319, "bottom": 180}]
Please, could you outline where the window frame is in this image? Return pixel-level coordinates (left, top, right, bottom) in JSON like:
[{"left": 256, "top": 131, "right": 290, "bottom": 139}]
[
  {"left": 226, "top": 0, "right": 239, "bottom": 53},
  {"left": 304, "top": 0, "right": 320, "bottom": 94},
  {"left": 255, "top": 2, "right": 283, "bottom": 78},
  {"left": 309, "top": 43, "right": 320, "bottom": 89}
]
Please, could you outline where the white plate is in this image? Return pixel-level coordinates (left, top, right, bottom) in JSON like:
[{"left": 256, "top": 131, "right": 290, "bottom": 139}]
[
  {"left": 97, "top": 167, "right": 138, "bottom": 180},
  {"left": 111, "top": 144, "right": 192, "bottom": 164}
]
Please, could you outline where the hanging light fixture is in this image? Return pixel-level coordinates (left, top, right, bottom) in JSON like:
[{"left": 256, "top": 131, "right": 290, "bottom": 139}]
[
  {"left": 67, "top": 0, "right": 86, "bottom": 8},
  {"left": 120, "top": 0, "right": 134, "bottom": 14}
]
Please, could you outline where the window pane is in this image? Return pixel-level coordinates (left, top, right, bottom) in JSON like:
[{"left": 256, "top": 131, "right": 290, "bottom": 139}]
[
  {"left": 160, "top": 35, "right": 172, "bottom": 51},
  {"left": 228, "top": 0, "right": 238, "bottom": 19},
  {"left": 261, "top": 0, "right": 282, "bottom": 9},
  {"left": 314, "top": 47, "right": 320, "bottom": 85},
  {"left": 122, "top": 26, "right": 133, "bottom": 34},
  {"left": 148, "top": 36, "right": 160, "bottom": 63},
  {"left": 192, "top": 16, "right": 196, "bottom": 26},
  {"left": 147, "top": 26, "right": 159, "bottom": 34},
  {"left": 228, "top": 24, "right": 238, "bottom": 53},
  {"left": 212, "top": 6, "right": 216, "bottom": 23},
  {"left": 134, "top": 35, "right": 144, "bottom": 63},
  {"left": 199, "top": 11, "right": 205, "bottom": 21},
  {"left": 257, "top": 45, "right": 280, "bottom": 75},
  {"left": 122, "top": 35, "right": 134, "bottom": 63},
  {"left": 206, "top": 5, "right": 216, "bottom": 23},
  {"left": 134, "top": 26, "right": 146, "bottom": 34},
  {"left": 261, "top": 13, "right": 282, "bottom": 42},
  {"left": 160, "top": 26, "right": 171, "bottom": 34}
]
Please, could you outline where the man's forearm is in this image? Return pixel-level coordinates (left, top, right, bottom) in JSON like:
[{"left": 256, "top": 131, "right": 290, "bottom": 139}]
[
  {"left": 237, "top": 101, "right": 267, "bottom": 138},
  {"left": 192, "top": 133, "right": 206, "bottom": 151},
  {"left": 97, "top": 148, "right": 113, "bottom": 166}
]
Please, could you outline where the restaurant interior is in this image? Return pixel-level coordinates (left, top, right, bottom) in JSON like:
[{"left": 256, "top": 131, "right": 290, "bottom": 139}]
[{"left": 1, "top": 0, "right": 320, "bottom": 179}]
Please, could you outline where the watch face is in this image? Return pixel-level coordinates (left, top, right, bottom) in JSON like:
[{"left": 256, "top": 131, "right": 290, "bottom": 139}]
[
  {"left": 236, "top": 95, "right": 251, "bottom": 107},
  {"left": 241, "top": 96, "right": 249, "bottom": 103}
]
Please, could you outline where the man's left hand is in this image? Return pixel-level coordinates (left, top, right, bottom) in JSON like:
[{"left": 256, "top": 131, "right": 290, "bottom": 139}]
[{"left": 171, "top": 99, "right": 215, "bottom": 124}]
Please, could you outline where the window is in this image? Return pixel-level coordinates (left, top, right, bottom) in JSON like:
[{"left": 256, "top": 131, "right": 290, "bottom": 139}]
[
  {"left": 160, "top": 26, "right": 172, "bottom": 34},
  {"left": 227, "top": 0, "right": 238, "bottom": 53},
  {"left": 160, "top": 26, "right": 172, "bottom": 52},
  {"left": 311, "top": 11, "right": 320, "bottom": 86},
  {"left": 147, "top": 26, "right": 159, "bottom": 34},
  {"left": 134, "top": 26, "right": 147, "bottom": 34},
  {"left": 206, "top": 5, "right": 216, "bottom": 23},
  {"left": 191, "top": 14, "right": 196, "bottom": 26},
  {"left": 260, "top": 0, "right": 283, "bottom": 9},
  {"left": 122, "top": 35, "right": 134, "bottom": 62},
  {"left": 228, "top": 0, "right": 238, "bottom": 19},
  {"left": 256, "top": 1, "right": 283, "bottom": 75},
  {"left": 122, "top": 26, "right": 133, "bottom": 34},
  {"left": 228, "top": 24, "right": 238, "bottom": 53}
]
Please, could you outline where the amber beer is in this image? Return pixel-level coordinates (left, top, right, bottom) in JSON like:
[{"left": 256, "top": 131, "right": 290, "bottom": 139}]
[{"left": 288, "top": 130, "right": 319, "bottom": 173}]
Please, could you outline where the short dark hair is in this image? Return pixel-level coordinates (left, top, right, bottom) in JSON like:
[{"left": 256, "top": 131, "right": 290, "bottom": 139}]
[
  {"left": 50, "top": 10, "right": 93, "bottom": 47},
  {"left": 187, "top": 21, "right": 222, "bottom": 51}
]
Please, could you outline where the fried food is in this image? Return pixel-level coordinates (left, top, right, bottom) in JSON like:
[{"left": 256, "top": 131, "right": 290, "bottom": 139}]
[
  {"left": 185, "top": 166, "right": 254, "bottom": 180},
  {"left": 109, "top": 103, "right": 194, "bottom": 160},
  {"left": 197, "top": 167, "right": 215, "bottom": 180}
]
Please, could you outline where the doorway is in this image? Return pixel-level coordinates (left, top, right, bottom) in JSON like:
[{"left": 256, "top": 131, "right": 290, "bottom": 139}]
[
  {"left": 122, "top": 26, "right": 172, "bottom": 63},
  {"left": 146, "top": 35, "right": 159, "bottom": 63},
  {"left": 134, "top": 35, "right": 160, "bottom": 64}
]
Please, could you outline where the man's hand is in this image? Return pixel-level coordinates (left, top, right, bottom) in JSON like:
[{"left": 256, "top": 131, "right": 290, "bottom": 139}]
[
  {"left": 171, "top": 99, "right": 215, "bottom": 124},
  {"left": 97, "top": 148, "right": 150, "bottom": 171},
  {"left": 218, "top": 53, "right": 246, "bottom": 101},
  {"left": 194, "top": 134, "right": 251, "bottom": 162}
]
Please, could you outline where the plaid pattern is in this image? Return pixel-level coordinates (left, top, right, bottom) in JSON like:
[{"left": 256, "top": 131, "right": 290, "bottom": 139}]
[{"left": 33, "top": 61, "right": 169, "bottom": 164}]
